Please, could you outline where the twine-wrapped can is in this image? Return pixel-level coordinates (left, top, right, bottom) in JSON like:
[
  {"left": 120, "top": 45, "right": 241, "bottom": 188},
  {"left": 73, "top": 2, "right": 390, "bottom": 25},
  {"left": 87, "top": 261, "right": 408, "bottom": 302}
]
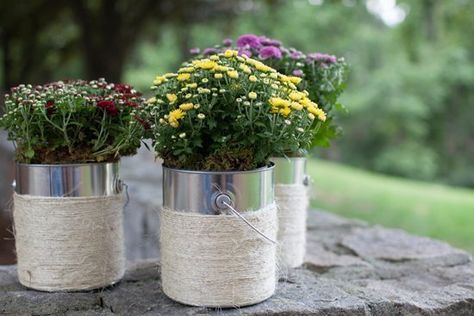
[
  {"left": 272, "top": 157, "right": 309, "bottom": 268},
  {"left": 13, "top": 162, "right": 125, "bottom": 291},
  {"left": 160, "top": 165, "right": 277, "bottom": 307}
]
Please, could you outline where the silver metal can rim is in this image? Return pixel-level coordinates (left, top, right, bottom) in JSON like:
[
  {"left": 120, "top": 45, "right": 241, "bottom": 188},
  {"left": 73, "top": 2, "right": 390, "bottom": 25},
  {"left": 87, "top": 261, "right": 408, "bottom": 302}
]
[
  {"left": 15, "top": 162, "right": 122, "bottom": 197},
  {"left": 271, "top": 156, "right": 307, "bottom": 185},
  {"left": 162, "top": 163, "right": 275, "bottom": 214},
  {"left": 162, "top": 163, "right": 275, "bottom": 175}
]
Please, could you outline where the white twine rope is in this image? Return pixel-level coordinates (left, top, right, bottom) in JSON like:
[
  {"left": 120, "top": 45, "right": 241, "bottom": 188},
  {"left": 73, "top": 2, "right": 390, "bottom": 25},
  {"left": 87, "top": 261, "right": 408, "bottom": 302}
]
[
  {"left": 160, "top": 204, "right": 278, "bottom": 307},
  {"left": 13, "top": 193, "right": 125, "bottom": 292},
  {"left": 275, "top": 184, "right": 309, "bottom": 268}
]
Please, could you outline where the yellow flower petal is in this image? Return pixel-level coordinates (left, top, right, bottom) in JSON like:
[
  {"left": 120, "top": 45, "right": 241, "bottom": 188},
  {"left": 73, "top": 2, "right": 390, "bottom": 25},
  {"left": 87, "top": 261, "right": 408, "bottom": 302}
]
[
  {"left": 177, "top": 73, "right": 191, "bottom": 81},
  {"left": 166, "top": 94, "right": 177, "bottom": 104},
  {"left": 179, "top": 103, "right": 194, "bottom": 111},
  {"left": 227, "top": 70, "right": 239, "bottom": 79}
]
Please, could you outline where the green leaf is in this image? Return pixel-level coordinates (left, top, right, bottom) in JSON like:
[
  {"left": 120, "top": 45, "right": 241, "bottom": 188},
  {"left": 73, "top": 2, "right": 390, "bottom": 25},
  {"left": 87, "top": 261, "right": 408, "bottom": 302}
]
[{"left": 25, "top": 148, "right": 35, "bottom": 159}]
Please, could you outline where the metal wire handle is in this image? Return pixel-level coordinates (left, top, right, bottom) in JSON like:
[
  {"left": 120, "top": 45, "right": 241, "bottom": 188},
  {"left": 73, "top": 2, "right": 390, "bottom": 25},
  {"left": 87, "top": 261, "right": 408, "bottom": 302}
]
[
  {"left": 123, "top": 182, "right": 130, "bottom": 208},
  {"left": 222, "top": 200, "right": 277, "bottom": 245}
]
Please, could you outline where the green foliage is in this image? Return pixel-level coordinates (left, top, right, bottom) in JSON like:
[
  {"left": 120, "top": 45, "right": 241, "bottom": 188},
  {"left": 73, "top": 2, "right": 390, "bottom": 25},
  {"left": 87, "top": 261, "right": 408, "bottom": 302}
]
[
  {"left": 146, "top": 51, "right": 325, "bottom": 171},
  {"left": 0, "top": 79, "right": 145, "bottom": 163},
  {"left": 308, "top": 158, "right": 474, "bottom": 253}
]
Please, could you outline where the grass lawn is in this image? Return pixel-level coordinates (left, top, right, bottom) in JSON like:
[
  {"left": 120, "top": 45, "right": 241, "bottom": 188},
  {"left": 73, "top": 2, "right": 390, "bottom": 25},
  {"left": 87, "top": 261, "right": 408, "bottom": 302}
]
[{"left": 307, "top": 159, "right": 474, "bottom": 253}]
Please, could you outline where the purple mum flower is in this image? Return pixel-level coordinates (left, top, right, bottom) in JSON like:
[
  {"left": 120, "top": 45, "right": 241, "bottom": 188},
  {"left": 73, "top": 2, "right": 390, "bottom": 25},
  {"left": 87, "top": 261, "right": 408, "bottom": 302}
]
[
  {"left": 292, "top": 69, "right": 304, "bottom": 77},
  {"left": 238, "top": 49, "right": 252, "bottom": 57},
  {"left": 280, "top": 47, "right": 290, "bottom": 55},
  {"left": 259, "top": 46, "right": 282, "bottom": 59},
  {"left": 202, "top": 48, "right": 218, "bottom": 55},
  {"left": 236, "top": 34, "right": 261, "bottom": 48},
  {"left": 260, "top": 36, "right": 281, "bottom": 47},
  {"left": 189, "top": 47, "right": 200, "bottom": 55},
  {"left": 222, "top": 38, "right": 233, "bottom": 47},
  {"left": 290, "top": 50, "right": 304, "bottom": 60},
  {"left": 307, "top": 52, "right": 337, "bottom": 63}
]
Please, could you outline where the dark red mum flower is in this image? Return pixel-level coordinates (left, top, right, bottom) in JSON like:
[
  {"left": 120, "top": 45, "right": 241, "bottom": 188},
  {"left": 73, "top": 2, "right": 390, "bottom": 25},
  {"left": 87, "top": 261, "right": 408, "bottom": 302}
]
[
  {"left": 45, "top": 100, "right": 55, "bottom": 115},
  {"left": 96, "top": 100, "right": 118, "bottom": 116},
  {"left": 114, "top": 83, "right": 132, "bottom": 94},
  {"left": 125, "top": 101, "right": 138, "bottom": 108}
]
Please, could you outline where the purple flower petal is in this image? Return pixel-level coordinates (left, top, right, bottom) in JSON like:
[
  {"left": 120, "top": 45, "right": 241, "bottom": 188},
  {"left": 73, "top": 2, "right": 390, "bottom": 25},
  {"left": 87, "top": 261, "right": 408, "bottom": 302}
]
[
  {"left": 260, "top": 36, "right": 281, "bottom": 47},
  {"left": 236, "top": 34, "right": 261, "bottom": 48},
  {"left": 189, "top": 48, "right": 200, "bottom": 55},
  {"left": 203, "top": 48, "right": 218, "bottom": 55},
  {"left": 307, "top": 52, "right": 337, "bottom": 63},
  {"left": 290, "top": 51, "right": 304, "bottom": 60},
  {"left": 238, "top": 49, "right": 252, "bottom": 57},
  {"left": 259, "top": 46, "right": 282, "bottom": 59},
  {"left": 292, "top": 69, "right": 304, "bottom": 77},
  {"left": 223, "top": 38, "right": 233, "bottom": 47}
]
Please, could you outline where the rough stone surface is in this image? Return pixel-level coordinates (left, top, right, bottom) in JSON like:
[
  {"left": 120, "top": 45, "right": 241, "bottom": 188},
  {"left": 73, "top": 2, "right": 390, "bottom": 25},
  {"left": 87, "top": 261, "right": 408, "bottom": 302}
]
[{"left": 1, "top": 210, "right": 473, "bottom": 315}]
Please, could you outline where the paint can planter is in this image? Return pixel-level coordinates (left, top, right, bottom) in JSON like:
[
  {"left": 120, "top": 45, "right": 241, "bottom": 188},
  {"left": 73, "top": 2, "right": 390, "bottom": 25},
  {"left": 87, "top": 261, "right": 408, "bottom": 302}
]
[
  {"left": 160, "top": 165, "right": 277, "bottom": 307},
  {"left": 13, "top": 162, "right": 125, "bottom": 291},
  {"left": 272, "top": 157, "right": 309, "bottom": 268}
]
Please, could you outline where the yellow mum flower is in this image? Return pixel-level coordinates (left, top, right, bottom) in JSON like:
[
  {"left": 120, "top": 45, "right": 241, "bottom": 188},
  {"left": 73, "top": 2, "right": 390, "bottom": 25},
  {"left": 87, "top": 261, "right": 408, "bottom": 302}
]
[
  {"left": 289, "top": 91, "right": 304, "bottom": 101},
  {"left": 308, "top": 113, "right": 315, "bottom": 120},
  {"left": 179, "top": 103, "right": 194, "bottom": 111},
  {"left": 279, "top": 107, "right": 291, "bottom": 117},
  {"left": 153, "top": 76, "right": 166, "bottom": 85},
  {"left": 307, "top": 106, "right": 327, "bottom": 121},
  {"left": 249, "top": 75, "right": 258, "bottom": 82},
  {"left": 299, "top": 98, "right": 315, "bottom": 108},
  {"left": 227, "top": 70, "right": 239, "bottom": 79},
  {"left": 193, "top": 59, "right": 217, "bottom": 70},
  {"left": 239, "top": 63, "right": 251, "bottom": 74},
  {"left": 291, "top": 102, "right": 303, "bottom": 110},
  {"left": 168, "top": 109, "right": 186, "bottom": 127},
  {"left": 164, "top": 73, "right": 177, "bottom": 78},
  {"left": 166, "top": 94, "right": 177, "bottom": 104},
  {"left": 214, "top": 65, "right": 229, "bottom": 72},
  {"left": 289, "top": 76, "right": 302, "bottom": 85},
  {"left": 248, "top": 92, "right": 257, "bottom": 100},
  {"left": 214, "top": 73, "right": 223, "bottom": 79},
  {"left": 209, "top": 55, "right": 219, "bottom": 61},
  {"left": 187, "top": 83, "right": 198, "bottom": 89},
  {"left": 288, "top": 82, "right": 297, "bottom": 90},
  {"left": 254, "top": 61, "right": 273, "bottom": 72},
  {"left": 245, "top": 58, "right": 257, "bottom": 66},
  {"left": 178, "top": 67, "right": 195, "bottom": 73},
  {"left": 146, "top": 97, "right": 156, "bottom": 104},
  {"left": 177, "top": 73, "right": 191, "bottom": 81},
  {"left": 224, "top": 49, "right": 237, "bottom": 58},
  {"left": 269, "top": 97, "right": 290, "bottom": 108}
]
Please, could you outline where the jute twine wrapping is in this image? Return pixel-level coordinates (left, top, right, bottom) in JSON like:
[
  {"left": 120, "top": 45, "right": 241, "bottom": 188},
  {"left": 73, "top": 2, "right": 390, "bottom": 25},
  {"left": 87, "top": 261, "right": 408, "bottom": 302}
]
[
  {"left": 275, "top": 184, "right": 308, "bottom": 268},
  {"left": 160, "top": 205, "right": 278, "bottom": 307},
  {"left": 13, "top": 193, "right": 125, "bottom": 292}
]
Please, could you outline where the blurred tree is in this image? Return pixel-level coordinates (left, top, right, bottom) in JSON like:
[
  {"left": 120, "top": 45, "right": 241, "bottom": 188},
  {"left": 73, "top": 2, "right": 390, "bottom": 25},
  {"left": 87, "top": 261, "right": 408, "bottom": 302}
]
[
  {"left": 0, "top": 1, "right": 76, "bottom": 90},
  {"left": 0, "top": 0, "right": 246, "bottom": 92}
]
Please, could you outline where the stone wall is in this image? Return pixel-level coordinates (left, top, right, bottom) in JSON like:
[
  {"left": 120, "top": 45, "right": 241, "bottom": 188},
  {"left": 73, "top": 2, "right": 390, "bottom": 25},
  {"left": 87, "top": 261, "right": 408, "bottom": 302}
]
[{"left": 1, "top": 210, "right": 473, "bottom": 315}]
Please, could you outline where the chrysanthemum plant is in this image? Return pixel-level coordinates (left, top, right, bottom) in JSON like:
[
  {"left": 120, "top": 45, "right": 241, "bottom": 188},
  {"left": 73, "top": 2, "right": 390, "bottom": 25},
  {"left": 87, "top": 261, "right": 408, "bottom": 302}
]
[
  {"left": 147, "top": 50, "right": 326, "bottom": 171},
  {"left": 0, "top": 79, "right": 147, "bottom": 164},
  {"left": 191, "top": 34, "right": 348, "bottom": 150}
]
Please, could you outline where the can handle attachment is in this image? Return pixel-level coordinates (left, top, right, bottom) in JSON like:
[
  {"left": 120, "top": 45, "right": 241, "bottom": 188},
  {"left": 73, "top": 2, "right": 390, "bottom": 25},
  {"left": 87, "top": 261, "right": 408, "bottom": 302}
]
[
  {"left": 303, "top": 175, "right": 310, "bottom": 187},
  {"left": 214, "top": 194, "right": 276, "bottom": 245}
]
